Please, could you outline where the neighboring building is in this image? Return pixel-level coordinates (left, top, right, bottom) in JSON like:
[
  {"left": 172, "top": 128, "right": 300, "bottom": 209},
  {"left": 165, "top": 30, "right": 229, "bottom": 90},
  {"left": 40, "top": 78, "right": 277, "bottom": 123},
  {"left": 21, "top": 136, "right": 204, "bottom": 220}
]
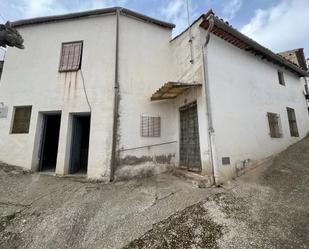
[
  {"left": 279, "top": 49, "right": 309, "bottom": 108},
  {"left": 278, "top": 48, "right": 308, "bottom": 71},
  {"left": 0, "top": 8, "right": 308, "bottom": 184}
]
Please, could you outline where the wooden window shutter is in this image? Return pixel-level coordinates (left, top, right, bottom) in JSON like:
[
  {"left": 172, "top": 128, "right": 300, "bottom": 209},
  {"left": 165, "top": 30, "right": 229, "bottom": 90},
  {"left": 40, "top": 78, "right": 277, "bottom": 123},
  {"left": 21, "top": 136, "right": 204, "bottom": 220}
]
[
  {"left": 267, "top": 112, "right": 281, "bottom": 138},
  {"left": 287, "top": 107, "right": 299, "bottom": 137},
  {"left": 278, "top": 71, "right": 285, "bottom": 86},
  {"left": 11, "top": 106, "right": 32, "bottom": 134},
  {"left": 59, "top": 41, "right": 83, "bottom": 72}
]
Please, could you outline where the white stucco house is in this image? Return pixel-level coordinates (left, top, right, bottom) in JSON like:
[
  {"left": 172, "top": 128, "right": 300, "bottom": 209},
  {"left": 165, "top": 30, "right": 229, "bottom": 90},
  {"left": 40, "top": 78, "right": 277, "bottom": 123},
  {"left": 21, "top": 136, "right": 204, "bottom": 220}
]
[{"left": 0, "top": 7, "right": 308, "bottom": 184}]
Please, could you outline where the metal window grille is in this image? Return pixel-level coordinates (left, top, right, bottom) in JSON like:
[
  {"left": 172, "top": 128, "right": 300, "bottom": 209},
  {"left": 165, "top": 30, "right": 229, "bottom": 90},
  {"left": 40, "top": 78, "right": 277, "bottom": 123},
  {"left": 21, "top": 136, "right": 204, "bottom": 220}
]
[
  {"left": 267, "top": 112, "right": 282, "bottom": 138},
  {"left": 59, "top": 41, "right": 83, "bottom": 72},
  {"left": 140, "top": 115, "right": 160, "bottom": 137},
  {"left": 11, "top": 106, "right": 32, "bottom": 134},
  {"left": 278, "top": 71, "right": 285, "bottom": 86},
  {"left": 287, "top": 107, "right": 299, "bottom": 137}
]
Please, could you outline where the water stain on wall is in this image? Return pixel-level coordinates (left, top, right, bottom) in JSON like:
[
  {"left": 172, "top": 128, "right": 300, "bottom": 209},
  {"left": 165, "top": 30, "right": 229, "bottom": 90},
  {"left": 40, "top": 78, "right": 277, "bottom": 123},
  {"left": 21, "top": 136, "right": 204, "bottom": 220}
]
[{"left": 119, "top": 153, "right": 175, "bottom": 166}]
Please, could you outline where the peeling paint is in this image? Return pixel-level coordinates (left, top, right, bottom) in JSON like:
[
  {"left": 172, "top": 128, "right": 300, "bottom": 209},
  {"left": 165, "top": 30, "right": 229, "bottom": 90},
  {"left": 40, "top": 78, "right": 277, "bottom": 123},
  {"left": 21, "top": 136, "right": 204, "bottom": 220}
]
[
  {"left": 118, "top": 153, "right": 175, "bottom": 166},
  {"left": 155, "top": 154, "right": 175, "bottom": 164},
  {"left": 235, "top": 159, "right": 251, "bottom": 176},
  {"left": 119, "top": 155, "right": 153, "bottom": 166},
  {"left": 64, "top": 72, "right": 67, "bottom": 84},
  {"left": 74, "top": 72, "right": 78, "bottom": 90}
]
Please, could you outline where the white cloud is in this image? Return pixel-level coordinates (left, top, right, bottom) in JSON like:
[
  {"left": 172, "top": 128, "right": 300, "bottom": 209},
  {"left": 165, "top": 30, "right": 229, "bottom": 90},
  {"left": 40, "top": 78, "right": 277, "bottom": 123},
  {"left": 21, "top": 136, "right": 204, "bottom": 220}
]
[
  {"left": 222, "top": 0, "right": 242, "bottom": 20},
  {"left": 160, "top": 0, "right": 199, "bottom": 36},
  {"left": 13, "top": 0, "right": 128, "bottom": 19},
  {"left": 160, "top": 0, "right": 187, "bottom": 35},
  {"left": 241, "top": 0, "right": 309, "bottom": 56},
  {"left": 17, "top": 0, "right": 66, "bottom": 17}
]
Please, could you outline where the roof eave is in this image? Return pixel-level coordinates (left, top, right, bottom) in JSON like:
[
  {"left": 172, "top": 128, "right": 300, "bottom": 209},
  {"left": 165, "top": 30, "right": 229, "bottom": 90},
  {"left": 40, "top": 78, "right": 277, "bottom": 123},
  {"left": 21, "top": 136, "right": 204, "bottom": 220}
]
[
  {"left": 11, "top": 7, "right": 175, "bottom": 29},
  {"left": 200, "top": 16, "right": 307, "bottom": 77}
]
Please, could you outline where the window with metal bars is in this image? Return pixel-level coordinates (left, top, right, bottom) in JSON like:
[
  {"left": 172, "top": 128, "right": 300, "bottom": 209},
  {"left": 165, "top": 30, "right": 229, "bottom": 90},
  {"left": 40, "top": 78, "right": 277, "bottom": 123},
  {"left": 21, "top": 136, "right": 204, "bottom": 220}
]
[
  {"left": 287, "top": 107, "right": 299, "bottom": 137},
  {"left": 267, "top": 112, "right": 282, "bottom": 138},
  {"left": 140, "top": 115, "right": 160, "bottom": 137},
  {"left": 59, "top": 41, "right": 83, "bottom": 72},
  {"left": 278, "top": 71, "right": 285, "bottom": 86},
  {"left": 11, "top": 106, "right": 32, "bottom": 134}
]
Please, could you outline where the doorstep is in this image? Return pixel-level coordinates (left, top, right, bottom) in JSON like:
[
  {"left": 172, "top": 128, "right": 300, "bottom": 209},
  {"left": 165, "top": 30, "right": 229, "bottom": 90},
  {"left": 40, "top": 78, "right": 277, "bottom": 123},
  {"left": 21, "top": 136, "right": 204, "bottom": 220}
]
[{"left": 171, "top": 168, "right": 213, "bottom": 188}]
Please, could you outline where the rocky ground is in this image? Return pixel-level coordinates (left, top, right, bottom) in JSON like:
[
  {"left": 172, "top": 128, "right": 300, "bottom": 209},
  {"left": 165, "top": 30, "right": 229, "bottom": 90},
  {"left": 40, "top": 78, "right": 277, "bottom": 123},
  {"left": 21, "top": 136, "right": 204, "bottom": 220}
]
[
  {"left": 125, "top": 137, "right": 309, "bottom": 249},
  {"left": 0, "top": 163, "right": 220, "bottom": 249},
  {"left": 1, "top": 137, "right": 309, "bottom": 249}
]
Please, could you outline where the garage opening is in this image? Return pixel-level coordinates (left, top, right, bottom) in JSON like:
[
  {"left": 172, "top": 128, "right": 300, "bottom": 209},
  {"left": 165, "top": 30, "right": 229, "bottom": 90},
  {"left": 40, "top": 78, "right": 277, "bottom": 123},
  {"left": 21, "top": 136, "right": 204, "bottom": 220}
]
[
  {"left": 69, "top": 114, "right": 90, "bottom": 174},
  {"left": 39, "top": 114, "right": 61, "bottom": 172}
]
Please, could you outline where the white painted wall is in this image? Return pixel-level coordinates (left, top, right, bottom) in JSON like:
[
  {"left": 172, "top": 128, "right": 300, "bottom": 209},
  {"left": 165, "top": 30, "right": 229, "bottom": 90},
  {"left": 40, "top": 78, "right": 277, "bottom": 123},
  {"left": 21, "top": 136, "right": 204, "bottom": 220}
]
[
  {"left": 0, "top": 14, "right": 117, "bottom": 180},
  {"left": 207, "top": 34, "right": 309, "bottom": 182},
  {"left": 0, "top": 12, "right": 180, "bottom": 181},
  {"left": 116, "top": 14, "right": 177, "bottom": 176},
  {"left": 169, "top": 20, "right": 212, "bottom": 175},
  {"left": 1, "top": 10, "right": 308, "bottom": 183},
  {"left": 116, "top": 17, "right": 212, "bottom": 177}
]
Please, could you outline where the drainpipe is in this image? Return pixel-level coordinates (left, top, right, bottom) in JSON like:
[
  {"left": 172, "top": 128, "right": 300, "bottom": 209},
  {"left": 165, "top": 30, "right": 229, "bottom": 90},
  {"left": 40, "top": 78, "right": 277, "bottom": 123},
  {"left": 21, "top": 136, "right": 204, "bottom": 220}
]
[
  {"left": 304, "top": 76, "right": 309, "bottom": 112},
  {"left": 110, "top": 8, "right": 121, "bottom": 182},
  {"left": 202, "top": 14, "right": 218, "bottom": 186},
  {"left": 304, "top": 76, "right": 309, "bottom": 95}
]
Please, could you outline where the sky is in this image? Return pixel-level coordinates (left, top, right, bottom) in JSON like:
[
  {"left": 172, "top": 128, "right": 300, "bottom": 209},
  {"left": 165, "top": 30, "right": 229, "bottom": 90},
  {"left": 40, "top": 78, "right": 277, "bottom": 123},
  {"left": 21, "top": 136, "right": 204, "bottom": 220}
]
[{"left": 0, "top": 0, "right": 309, "bottom": 59}]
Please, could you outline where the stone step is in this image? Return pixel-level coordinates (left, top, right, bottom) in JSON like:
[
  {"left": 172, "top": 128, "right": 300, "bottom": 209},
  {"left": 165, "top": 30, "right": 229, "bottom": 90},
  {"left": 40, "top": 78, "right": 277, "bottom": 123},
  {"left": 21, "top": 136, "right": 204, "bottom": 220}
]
[{"left": 171, "top": 168, "right": 213, "bottom": 188}]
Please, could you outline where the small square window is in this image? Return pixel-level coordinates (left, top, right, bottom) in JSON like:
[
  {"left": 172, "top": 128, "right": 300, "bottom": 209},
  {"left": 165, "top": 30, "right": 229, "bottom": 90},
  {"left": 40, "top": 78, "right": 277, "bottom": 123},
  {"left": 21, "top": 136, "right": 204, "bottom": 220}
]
[
  {"left": 11, "top": 106, "right": 32, "bottom": 134},
  {"left": 278, "top": 71, "right": 285, "bottom": 86},
  {"left": 59, "top": 41, "right": 83, "bottom": 72},
  {"left": 140, "top": 115, "right": 160, "bottom": 137},
  {"left": 222, "top": 157, "right": 230, "bottom": 165},
  {"left": 267, "top": 112, "right": 282, "bottom": 138},
  {"left": 287, "top": 107, "right": 299, "bottom": 137}
]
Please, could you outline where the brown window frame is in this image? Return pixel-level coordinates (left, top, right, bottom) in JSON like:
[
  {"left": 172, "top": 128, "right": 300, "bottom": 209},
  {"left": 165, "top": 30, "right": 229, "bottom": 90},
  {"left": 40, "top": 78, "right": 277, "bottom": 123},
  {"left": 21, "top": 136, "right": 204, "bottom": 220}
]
[
  {"left": 278, "top": 70, "right": 285, "bottom": 86},
  {"left": 287, "top": 107, "right": 299, "bottom": 137},
  {"left": 267, "top": 112, "right": 282, "bottom": 138},
  {"left": 58, "top": 41, "right": 83, "bottom": 72},
  {"left": 11, "top": 106, "right": 32, "bottom": 134},
  {"left": 140, "top": 115, "right": 161, "bottom": 137}
]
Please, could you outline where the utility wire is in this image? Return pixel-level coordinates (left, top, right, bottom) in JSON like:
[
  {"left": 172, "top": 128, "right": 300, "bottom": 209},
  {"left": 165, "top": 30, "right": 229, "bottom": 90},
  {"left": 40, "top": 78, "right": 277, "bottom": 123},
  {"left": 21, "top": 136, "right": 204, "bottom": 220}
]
[{"left": 80, "top": 69, "right": 92, "bottom": 112}]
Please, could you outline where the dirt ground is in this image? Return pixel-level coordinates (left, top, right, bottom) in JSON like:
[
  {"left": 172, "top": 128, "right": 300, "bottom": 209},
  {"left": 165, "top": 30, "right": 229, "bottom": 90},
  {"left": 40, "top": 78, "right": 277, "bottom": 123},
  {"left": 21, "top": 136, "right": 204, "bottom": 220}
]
[
  {"left": 1, "top": 137, "right": 309, "bottom": 249},
  {"left": 0, "top": 164, "right": 221, "bottom": 249},
  {"left": 126, "top": 137, "right": 309, "bottom": 249}
]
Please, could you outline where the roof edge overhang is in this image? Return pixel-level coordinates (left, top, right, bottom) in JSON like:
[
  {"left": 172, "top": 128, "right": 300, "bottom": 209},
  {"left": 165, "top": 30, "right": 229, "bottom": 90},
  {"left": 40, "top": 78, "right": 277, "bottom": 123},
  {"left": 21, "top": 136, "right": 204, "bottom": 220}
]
[
  {"left": 200, "top": 12, "right": 308, "bottom": 77},
  {"left": 151, "top": 82, "right": 202, "bottom": 101},
  {"left": 11, "top": 7, "right": 175, "bottom": 29}
]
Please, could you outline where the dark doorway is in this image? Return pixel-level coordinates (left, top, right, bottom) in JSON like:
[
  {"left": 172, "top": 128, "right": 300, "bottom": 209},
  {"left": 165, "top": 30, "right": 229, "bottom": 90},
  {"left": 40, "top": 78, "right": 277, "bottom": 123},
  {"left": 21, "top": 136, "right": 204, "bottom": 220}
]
[
  {"left": 69, "top": 114, "right": 90, "bottom": 174},
  {"left": 39, "top": 114, "right": 61, "bottom": 172},
  {"left": 179, "top": 101, "right": 202, "bottom": 172}
]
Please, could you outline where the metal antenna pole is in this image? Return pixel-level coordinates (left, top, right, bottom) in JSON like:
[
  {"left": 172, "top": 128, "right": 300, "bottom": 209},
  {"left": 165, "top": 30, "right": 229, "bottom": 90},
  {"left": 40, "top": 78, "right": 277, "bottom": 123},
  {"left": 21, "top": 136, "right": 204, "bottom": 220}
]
[{"left": 186, "top": 0, "right": 194, "bottom": 64}]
